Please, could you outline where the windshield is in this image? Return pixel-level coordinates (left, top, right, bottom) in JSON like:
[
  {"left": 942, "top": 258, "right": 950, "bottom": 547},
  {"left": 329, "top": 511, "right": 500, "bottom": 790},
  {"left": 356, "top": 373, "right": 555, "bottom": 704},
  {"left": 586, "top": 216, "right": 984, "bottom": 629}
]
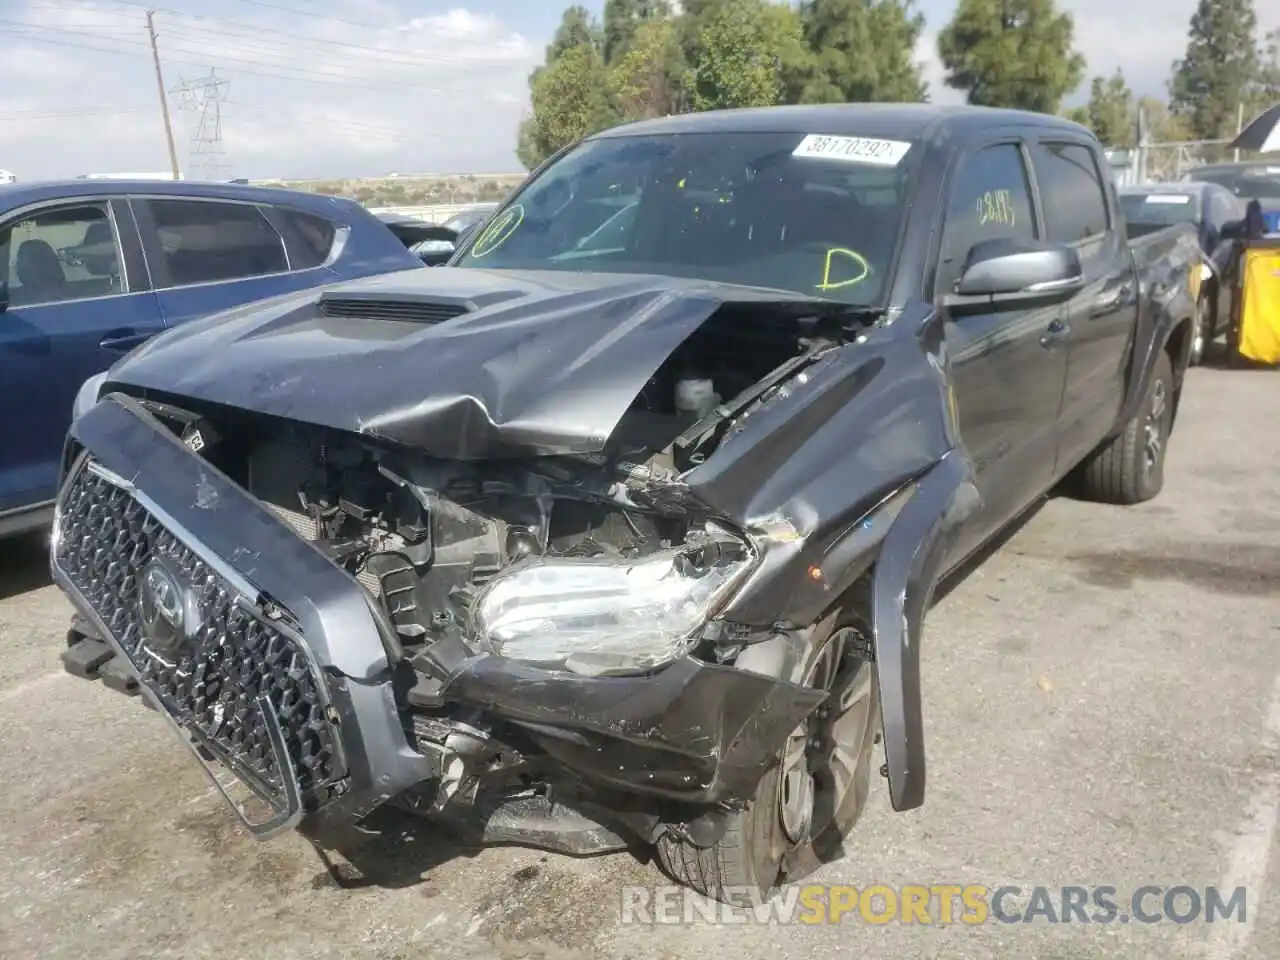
[
  {"left": 452, "top": 131, "right": 921, "bottom": 305},
  {"left": 1120, "top": 192, "right": 1199, "bottom": 226}
]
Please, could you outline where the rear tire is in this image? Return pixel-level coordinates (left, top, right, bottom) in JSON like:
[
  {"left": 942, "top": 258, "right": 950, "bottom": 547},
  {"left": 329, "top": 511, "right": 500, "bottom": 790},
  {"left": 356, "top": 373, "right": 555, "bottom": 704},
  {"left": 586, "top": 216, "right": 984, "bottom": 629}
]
[
  {"left": 655, "top": 614, "right": 880, "bottom": 905},
  {"left": 1074, "top": 350, "right": 1174, "bottom": 505}
]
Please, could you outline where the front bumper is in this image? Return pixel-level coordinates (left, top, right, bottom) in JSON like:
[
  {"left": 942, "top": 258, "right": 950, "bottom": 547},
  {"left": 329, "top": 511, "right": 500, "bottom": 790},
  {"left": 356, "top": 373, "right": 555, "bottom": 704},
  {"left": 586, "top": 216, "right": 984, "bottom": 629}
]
[
  {"left": 53, "top": 395, "right": 436, "bottom": 840},
  {"left": 55, "top": 395, "right": 829, "bottom": 839}
]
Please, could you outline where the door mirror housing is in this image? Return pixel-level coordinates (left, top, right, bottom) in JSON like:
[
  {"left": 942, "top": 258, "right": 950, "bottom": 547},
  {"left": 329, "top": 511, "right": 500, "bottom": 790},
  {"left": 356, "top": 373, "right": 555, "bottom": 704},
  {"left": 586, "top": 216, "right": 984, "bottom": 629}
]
[
  {"left": 956, "top": 236, "right": 1083, "bottom": 296},
  {"left": 945, "top": 237, "right": 1084, "bottom": 314}
]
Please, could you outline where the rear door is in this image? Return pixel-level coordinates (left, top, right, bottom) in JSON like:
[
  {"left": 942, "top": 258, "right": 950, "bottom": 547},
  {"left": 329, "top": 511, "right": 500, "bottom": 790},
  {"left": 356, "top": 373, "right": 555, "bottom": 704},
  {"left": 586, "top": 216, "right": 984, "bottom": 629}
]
[
  {"left": 131, "top": 197, "right": 334, "bottom": 326},
  {"left": 0, "top": 197, "right": 160, "bottom": 511},
  {"left": 1029, "top": 139, "right": 1136, "bottom": 473},
  {"left": 935, "top": 139, "right": 1069, "bottom": 564}
]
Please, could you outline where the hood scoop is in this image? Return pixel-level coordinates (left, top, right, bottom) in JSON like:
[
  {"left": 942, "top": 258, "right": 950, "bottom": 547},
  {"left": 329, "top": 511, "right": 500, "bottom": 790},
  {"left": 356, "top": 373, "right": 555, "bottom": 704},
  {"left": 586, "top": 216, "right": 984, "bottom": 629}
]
[{"left": 319, "top": 294, "right": 470, "bottom": 325}]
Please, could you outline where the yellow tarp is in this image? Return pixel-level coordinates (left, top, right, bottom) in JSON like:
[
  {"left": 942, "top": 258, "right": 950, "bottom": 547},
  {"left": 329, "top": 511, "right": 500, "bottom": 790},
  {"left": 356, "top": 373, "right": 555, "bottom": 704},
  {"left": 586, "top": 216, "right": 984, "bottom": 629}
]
[{"left": 1239, "top": 248, "right": 1280, "bottom": 365}]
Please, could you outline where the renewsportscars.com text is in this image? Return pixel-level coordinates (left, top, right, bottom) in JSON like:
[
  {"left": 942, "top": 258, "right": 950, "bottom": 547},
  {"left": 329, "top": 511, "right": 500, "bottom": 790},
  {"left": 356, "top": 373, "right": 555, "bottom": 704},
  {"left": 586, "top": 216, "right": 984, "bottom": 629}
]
[{"left": 619, "top": 884, "right": 1248, "bottom": 926}]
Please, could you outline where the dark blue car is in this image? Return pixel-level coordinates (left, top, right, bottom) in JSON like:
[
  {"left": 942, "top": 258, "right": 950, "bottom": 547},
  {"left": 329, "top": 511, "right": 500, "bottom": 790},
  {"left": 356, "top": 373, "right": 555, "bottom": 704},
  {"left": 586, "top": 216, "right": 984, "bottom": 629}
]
[{"left": 0, "top": 179, "right": 423, "bottom": 537}]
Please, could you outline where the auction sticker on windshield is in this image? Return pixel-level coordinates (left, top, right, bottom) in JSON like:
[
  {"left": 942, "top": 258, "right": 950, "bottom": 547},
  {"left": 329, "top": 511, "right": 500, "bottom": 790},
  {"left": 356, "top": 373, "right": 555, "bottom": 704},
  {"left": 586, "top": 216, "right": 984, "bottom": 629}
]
[
  {"left": 792, "top": 135, "right": 912, "bottom": 166},
  {"left": 1144, "top": 195, "right": 1192, "bottom": 204}
]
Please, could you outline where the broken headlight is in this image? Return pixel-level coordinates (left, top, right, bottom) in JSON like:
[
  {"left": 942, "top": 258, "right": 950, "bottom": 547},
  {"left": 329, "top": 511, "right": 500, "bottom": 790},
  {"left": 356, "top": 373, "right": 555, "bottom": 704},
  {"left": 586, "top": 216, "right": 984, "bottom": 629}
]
[{"left": 471, "top": 525, "right": 754, "bottom": 677}]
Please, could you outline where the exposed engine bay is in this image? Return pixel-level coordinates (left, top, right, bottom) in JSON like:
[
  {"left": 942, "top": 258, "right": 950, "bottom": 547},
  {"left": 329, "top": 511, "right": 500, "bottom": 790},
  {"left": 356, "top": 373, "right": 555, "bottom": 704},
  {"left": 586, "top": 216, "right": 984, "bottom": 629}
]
[{"left": 131, "top": 306, "right": 842, "bottom": 683}]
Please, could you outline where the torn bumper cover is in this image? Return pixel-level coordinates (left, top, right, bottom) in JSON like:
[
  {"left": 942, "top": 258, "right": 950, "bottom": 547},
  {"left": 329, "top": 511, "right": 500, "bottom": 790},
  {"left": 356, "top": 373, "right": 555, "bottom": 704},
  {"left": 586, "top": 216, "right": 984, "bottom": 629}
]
[{"left": 53, "top": 395, "right": 827, "bottom": 839}]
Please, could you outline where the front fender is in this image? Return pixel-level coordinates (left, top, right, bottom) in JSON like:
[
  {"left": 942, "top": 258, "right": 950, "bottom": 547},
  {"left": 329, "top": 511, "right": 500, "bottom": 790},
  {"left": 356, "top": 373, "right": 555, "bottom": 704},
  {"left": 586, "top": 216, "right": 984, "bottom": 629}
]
[{"left": 870, "top": 450, "right": 979, "bottom": 812}]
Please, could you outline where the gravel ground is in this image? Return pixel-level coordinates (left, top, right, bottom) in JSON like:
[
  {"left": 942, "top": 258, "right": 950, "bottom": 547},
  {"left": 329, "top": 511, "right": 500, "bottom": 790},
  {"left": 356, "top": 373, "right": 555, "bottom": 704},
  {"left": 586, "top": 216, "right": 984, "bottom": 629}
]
[{"left": 1, "top": 365, "right": 1278, "bottom": 960}]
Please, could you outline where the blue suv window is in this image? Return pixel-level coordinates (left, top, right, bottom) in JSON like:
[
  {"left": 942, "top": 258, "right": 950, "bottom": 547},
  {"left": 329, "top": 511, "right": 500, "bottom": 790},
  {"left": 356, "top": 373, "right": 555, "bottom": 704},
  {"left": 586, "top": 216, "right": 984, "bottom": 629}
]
[
  {"left": 276, "top": 209, "right": 336, "bottom": 270},
  {"left": 149, "top": 199, "right": 288, "bottom": 286},
  {"left": 0, "top": 203, "right": 123, "bottom": 308}
]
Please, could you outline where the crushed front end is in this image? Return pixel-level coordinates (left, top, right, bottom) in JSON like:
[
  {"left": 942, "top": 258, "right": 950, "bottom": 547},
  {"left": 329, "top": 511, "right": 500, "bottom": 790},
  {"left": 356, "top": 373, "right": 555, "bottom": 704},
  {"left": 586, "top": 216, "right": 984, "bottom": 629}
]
[{"left": 54, "top": 362, "right": 833, "bottom": 853}]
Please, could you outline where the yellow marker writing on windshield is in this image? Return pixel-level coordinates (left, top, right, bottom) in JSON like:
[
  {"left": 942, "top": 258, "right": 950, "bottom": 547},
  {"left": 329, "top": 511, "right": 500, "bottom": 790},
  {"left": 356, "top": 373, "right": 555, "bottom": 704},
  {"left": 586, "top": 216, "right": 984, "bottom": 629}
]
[
  {"left": 816, "top": 247, "right": 870, "bottom": 291},
  {"left": 470, "top": 204, "right": 525, "bottom": 258}
]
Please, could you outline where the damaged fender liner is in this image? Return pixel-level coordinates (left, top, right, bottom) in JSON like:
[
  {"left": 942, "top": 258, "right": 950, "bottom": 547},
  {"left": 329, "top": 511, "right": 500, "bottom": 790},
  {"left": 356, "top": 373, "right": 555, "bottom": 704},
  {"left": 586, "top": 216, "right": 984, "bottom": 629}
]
[{"left": 441, "top": 654, "right": 827, "bottom": 804}]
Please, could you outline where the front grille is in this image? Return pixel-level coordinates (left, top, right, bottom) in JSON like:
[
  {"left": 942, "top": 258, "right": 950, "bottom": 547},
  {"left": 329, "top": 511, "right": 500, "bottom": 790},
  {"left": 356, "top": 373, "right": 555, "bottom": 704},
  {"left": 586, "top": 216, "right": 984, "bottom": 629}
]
[
  {"left": 54, "top": 462, "right": 343, "bottom": 811},
  {"left": 319, "top": 296, "right": 468, "bottom": 324}
]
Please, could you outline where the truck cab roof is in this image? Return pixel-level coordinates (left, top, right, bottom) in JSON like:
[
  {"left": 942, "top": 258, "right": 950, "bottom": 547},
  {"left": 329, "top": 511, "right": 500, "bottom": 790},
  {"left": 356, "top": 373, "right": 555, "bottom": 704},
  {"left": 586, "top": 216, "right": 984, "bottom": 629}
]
[{"left": 594, "top": 103, "right": 1095, "bottom": 150}]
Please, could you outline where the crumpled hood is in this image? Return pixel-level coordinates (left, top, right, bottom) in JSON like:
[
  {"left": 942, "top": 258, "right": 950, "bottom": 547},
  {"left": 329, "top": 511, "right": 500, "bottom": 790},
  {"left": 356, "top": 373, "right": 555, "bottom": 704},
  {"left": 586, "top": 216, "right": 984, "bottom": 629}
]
[{"left": 106, "top": 267, "right": 826, "bottom": 459}]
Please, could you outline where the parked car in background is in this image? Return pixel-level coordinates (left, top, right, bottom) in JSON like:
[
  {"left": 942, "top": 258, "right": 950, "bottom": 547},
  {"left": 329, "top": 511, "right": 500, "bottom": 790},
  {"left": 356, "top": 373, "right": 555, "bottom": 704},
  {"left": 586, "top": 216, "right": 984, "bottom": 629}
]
[
  {"left": 1118, "top": 181, "right": 1244, "bottom": 364},
  {"left": 1184, "top": 162, "right": 1280, "bottom": 228},
  {"left": 0, "top": 170, "right": 16, "bottom": 185},
  {"left": 409, "top": 204, "right": 499, "bottom": 265},
  {"left": 0, "top": 179, "right": 423, "bottom": 539}
]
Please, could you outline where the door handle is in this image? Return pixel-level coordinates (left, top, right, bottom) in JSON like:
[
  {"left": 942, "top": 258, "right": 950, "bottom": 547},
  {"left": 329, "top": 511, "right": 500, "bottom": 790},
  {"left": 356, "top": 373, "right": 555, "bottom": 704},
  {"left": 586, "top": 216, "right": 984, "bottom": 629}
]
[
  {"left": 99, "top": 330, "right": 150, "bottom": 352},
  {"left": 1091, "top": 284, "right": 1132, "bottom": 315},
  {"left": 1039, "top": 319, "right": 1070, "bottom": 349}
]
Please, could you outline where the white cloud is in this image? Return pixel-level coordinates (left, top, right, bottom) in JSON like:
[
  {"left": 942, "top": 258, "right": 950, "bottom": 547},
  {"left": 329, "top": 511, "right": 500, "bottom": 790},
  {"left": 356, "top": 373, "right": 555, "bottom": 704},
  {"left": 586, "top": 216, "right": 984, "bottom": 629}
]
[
  {"left": 0, "top": 0, "right": 537, "bottom": 180},
  {"left": 4, "top": 0, "right": 1278, "bottom": 181}
]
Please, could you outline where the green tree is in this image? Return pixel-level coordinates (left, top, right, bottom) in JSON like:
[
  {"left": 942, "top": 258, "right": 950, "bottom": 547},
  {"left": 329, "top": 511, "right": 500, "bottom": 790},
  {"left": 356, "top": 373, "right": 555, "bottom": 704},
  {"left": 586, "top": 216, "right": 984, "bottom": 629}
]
[
  {"left": 531, "top": 44, "right": 617, "bottom": 153},
  {"left": 1135, "top": 96, "right": 1194, "bottom": 143},
  {"left": 1249, "top": 28, "right": 1280, "bottom": 117},
  {"left": 937, "top": 0, "right": 1086, "bottom": 113},
  {"left": 515, "top": 116, "right": 544, "bottom": 171},
  {"left": 690, "top": 0, "right": 803, "bottom": 111},
  {"left": 602, "top": 0, "right": 672, "bottom": 63},
  {"left": 547, "top": 5, "right": 601, "bottom": 60},
  {"left": 608, "top": 18, "right": 685, "bottom": 120},
  {"left": 517, "top": 7, "right": 614, "bottom": 170},
  {"left": 1169, "top": 0, "right": 1258, "bottom": 140},
  {"left": 798, "top": 0, "right": 928, "bottom": 104},
  {"left": 1068, "top": 70, "right": 1135, "bottom": 147}
]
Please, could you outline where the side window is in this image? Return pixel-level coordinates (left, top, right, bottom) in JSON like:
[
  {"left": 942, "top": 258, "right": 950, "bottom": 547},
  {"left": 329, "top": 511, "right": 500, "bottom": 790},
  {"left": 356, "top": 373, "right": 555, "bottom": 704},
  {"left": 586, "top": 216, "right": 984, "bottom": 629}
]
[
  {"left": 935, "top": 144, "right": 1036, "bottom": 296},
  {"left": 275, "top": 209, "right": 336, "bottom": 270},
  {"left": 148, "top": 199, "right": 287, "bottom": 286},
  {"left": 0, "top": 203, "right": 123, "bottom": 308},
  {"left": 1032, "top": 142, "right": 1110, "bottom": 244}
]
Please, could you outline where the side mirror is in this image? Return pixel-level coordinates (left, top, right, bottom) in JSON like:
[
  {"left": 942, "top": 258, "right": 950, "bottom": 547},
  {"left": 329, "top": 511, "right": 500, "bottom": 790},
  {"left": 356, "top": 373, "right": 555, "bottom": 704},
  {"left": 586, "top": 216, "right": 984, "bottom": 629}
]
[{"left": 945, "top": 237, "right": 1084, "bottom": 313}]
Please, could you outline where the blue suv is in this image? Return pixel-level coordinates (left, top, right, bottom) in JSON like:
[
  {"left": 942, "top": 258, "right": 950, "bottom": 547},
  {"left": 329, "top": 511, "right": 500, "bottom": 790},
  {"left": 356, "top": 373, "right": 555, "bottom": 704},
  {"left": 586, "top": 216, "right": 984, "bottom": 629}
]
[{"left": 0, "top": 179, "right": 423, "bottom": 538}]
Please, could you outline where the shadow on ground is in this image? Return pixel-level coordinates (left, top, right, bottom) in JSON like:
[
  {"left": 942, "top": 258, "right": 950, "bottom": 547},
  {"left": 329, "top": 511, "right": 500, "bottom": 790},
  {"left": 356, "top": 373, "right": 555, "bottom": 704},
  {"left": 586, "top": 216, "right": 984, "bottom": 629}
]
[{"left": 0, "top": 529, "right": 53, "bottom": 602}]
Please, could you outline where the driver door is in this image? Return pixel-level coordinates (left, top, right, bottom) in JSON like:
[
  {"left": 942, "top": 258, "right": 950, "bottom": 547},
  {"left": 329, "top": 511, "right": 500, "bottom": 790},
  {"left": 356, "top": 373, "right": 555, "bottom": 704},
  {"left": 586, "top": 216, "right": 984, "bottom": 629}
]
[
  {"left": 934, "top": 141, "right": 1069, "bottom": 566},
  {"left": 0, "top": 198, "right": 160, "bottom": 513}
]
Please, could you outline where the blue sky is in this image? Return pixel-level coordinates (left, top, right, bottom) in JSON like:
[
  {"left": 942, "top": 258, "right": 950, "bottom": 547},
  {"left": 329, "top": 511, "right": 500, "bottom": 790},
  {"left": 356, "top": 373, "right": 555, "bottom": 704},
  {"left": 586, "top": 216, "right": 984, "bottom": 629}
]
[{"left": 1, "top": 0, "right": 1276, "bottom": 181}]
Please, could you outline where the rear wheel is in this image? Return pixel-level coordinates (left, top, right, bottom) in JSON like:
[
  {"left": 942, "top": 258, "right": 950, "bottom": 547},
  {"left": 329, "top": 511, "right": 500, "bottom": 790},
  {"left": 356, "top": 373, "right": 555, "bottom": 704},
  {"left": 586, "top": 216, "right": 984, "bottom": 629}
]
[
  {"left": 655, "top": 616, "right": 880, "bottom": 905},
  {"left": 1074, "top": 349, "right": 1174, "bottom": 505}
]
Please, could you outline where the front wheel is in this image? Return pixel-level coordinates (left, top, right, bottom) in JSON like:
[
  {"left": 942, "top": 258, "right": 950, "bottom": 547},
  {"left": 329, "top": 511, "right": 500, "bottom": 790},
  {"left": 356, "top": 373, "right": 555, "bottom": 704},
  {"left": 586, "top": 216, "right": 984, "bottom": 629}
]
[
  {"left": 1189, "top": 296, "right": 1210, "bottom": 367},
  {"left": 655, "top": 621, "right": 880, "bottom": 905},
  {"left": 1074, "top": 350, "right": 1174, "bottom": 505}
]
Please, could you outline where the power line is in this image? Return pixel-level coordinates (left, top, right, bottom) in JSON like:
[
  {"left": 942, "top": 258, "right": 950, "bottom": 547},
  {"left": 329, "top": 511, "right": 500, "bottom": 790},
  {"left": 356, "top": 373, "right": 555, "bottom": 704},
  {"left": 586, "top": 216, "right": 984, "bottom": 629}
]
[
  {"left": 3, "top": 20, "right": 509, "bottom": 93},
  {"left": 22, "top": 0, "right": 530, "bottom": 70},
  {"left": 0, "top": 107, "right": 149, "bottom": 120},
  {"left": 172, "top": 69, "right": 232, "bottom": 181}
]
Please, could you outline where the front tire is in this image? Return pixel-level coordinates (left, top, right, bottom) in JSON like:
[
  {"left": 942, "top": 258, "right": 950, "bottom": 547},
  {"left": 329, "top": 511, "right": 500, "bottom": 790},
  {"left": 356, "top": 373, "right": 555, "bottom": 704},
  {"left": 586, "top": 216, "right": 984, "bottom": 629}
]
[
  {"left": 1075, "top": 350, "right": 1174, "bottom": 505},
  {"left": 1189, "top": 297, "right": 1209, "bottom": 367},
  {"left": 655, "top": 616, "right": 880, "bottom": 905}
]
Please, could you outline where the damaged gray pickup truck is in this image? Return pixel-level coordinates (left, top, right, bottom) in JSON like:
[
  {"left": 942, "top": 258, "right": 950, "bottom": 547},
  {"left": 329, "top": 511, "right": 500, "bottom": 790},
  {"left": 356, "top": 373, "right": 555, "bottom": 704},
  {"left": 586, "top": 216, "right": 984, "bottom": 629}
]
[{"left": 53, "top": 105, "right": 1201, "bottom": 904}]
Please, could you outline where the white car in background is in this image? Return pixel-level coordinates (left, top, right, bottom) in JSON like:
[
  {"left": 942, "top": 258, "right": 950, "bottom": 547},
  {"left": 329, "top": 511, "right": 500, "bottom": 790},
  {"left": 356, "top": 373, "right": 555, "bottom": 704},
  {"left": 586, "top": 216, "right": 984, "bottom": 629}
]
[{"left": 0, "top": 170, "right": 16, "bottom": 184}]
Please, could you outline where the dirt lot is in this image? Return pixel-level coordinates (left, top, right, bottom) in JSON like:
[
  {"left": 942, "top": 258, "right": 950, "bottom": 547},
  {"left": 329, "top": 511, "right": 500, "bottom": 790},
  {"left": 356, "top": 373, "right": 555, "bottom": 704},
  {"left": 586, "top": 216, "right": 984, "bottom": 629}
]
[{"left": 2, "top": 365, "right": 1279, "bottom": 960}]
